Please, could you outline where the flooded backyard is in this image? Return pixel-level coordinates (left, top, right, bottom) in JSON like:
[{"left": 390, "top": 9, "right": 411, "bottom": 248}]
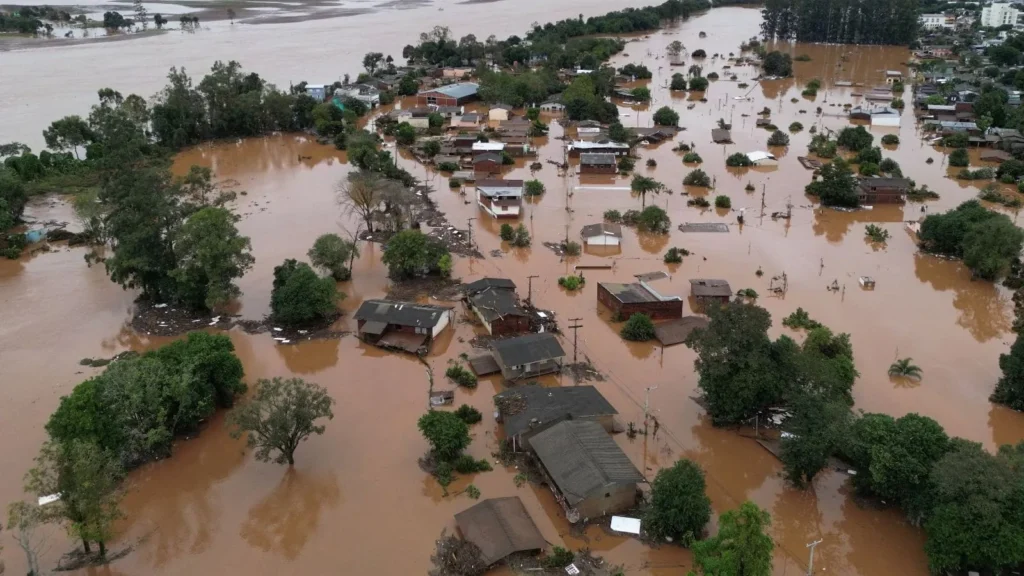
[{"left": 2, "top": 4, "right": 1023, "bottom": 576}]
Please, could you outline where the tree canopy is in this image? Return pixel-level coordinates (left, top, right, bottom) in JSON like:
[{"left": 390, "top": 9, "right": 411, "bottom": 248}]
[
  {"left": 270, "top": 259, "right": 341, "bottom": 325},
  {"left": 381, "top": 229, "right": 450, "bottom": 279},
  {"left": 229, "top": 377, "right": 335, "bottom": 466},
  {"left": 761, "top": 0, "right": 918, "bottom": 45},
  {"left": 805, "top": 158, "right": 858, "bottom": 208},
  {"left": 919, "top": 200, "right": 1023, "bottom": 280},
  {"left": 691, "top": 501, "right": 774, "bottom": 576},
  {"left": 644, "top": 459, "right": 712, "bottom": 544}
]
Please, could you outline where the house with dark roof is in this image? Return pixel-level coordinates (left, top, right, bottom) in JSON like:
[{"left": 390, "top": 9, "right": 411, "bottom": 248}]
[
  {"left": 689, "top": 279, "right": 732, "bottom": 311},
  {"left": 476, "top": 179, "right": 523, "bottom": 219},
  {"left": 580, "top": 222, "right": 623, "bottom": 246},
  {"left": 857, "top": 177, "right": 910, "bottom": 204},
  {"left": 579, "top": 153, "right": 617, "bottom": 174},
  {"left": 473, "top": 152, "right": 503, "bottom": 175},
  {"left": 711, "top": 128, "right": 732, "bottom": 143},
  {"left": 467, "top": 281, "right": 530, "bottom": 336},
  {"left": 491, "top": 333, "right": 565, "bottom": 380},
  {"left": 454, "top": 497, "right": 546, "bottom": 566},
  {"left": 598, "top": 273, "right": 683, "bottom": 321},
  {"left": 530, "top": 420, "right": 645, "bottom": 522},
  {"left": 353, "top": 299, "right": 454, "bottom": 353},
  {"left": 465, "top": 277, "right": 517, "bottom": 295},
  {"left": 416, "top": 82, "right": 480, "bottom": 107},
  {"left": 494, "top": 385, "right": 617, "bottom": 451}
]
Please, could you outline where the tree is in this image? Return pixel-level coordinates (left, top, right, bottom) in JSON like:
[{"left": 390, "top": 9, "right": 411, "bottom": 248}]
[
  {"left": 924, "top": 440, "right": 1024, "bottom": 574},
  {"left": 836, "top": 126, "right": 873, "bottom": 151},
  {"left": 398, "top": 75, "right": 419, "bottom": 96},
  {"left": 989, "top": 44, "right": 1022, "bottom": 66},
  {"left": 631, "top": 175, "right": 663, "bottom": 208},
  {"left": 995, "top": 334, "right": 1024, "bottom": 410},
  {"left": 888, "top": 358, "right": 922, "bottom": 380},
  {"left": 644, "top": 459, "right": 712, "bottom": 544},
  {"left": 42, "top": 116, "right": 93, "bottom": 159},
  {"left": 767, "top": 130, "right": 789, "bottom": 147},
  {"left": 382, "top": 229, "right": 449, "bottom": 279},
  {"left": 634, "top": 205, "right": 671, "bottom": 233},
  {"left": 780, "top": 391, "right": 852, "bottom": 486},
  {"left": 691, "top": 501, "right": 774, "bottom": 576},
  {"left": 154, "top": 13, "right": 167, "bottom": 28},
  {"left": 24, "top": 440, "right": 123, "bottom": 556},
  {"left": 667, "top": 40, "right": 684, "bottom": 55},
  {"left": 948, "top": 147, "right": 969, "bottom": 167},
  {"left": 270, "top": 259, "right": 341, "bottom": 325},
  {"left": 761, "top": 51, "right": 792, "bottom": 76},
  {"left": 670, "top": 73, "right": 688, "bottom": 90},
  {"left": 683, "top": 169, "right": 711, "bottom": 187},
  {"left": 102, "top": 11, "right": 129, "bottom": 29},
  {"left": 608, "top": 121, "right": 631, "bottom": 143},
  {"left": 229, "top": 377, "right": 335, "bottom": 466},
  {"left": 417, "top": 410, "right": 471, "bottom": 462},
  {"left": 6, "top": 501, "right": 47, "bottom": 576},
  {"left": 726, "top": 152, "right": 753, "bottom": 167},
  {"left": 524, "top": 180, "right": 545, "bottom": 196},
  {"left": 171, "top": 206, "right": 254, "bottom": 311},
  {"left": 963, "top": 216, "right": 1024, "bottom": 280},
  {"left": 621, "top": 313, "right": 655, "bottom": 341},
  {"left": 688, "top": 64, "right": 703, "bottom": 78},
  {"left": 336, "top": 170, "right": 397, "bottom": 233},
  {"left": 422, "top": 139, "right": 441, "bottom": 157},
  {"left": 689, "top": 77, "right": 709, "bottom": 91},
  {"left": 362, "top": 52, "right": 386, "bottom": 75},
  {"left": 806, "top": 158, "right": 858, "bottom": 207},
  {"left": 686, "top": 302, "right": 789, "bottom": 425},
  {"left": 862, "top": 413, "right": 950, "bottom": 517},
  {"left": 652, "top": 106, "right": 680, "bottom": 127},
  {"left": 630, "top": 86, "right": 651, "bottom": 101},
  {"left": 308, "top": 233, "right": 358, "bottom": 281},
  {"left": 396, "top": 122, "right": 416, "bottom": 145}
]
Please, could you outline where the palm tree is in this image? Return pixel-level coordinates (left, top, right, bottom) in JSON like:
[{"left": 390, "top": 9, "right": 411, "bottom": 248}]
[
  {"left": 888, "top": 358, "right": 923, "bottom": 380},
  {"left": 688, "top": 64, "right": 703, "bottom": 78},
  {"left": 631, "top": 175, "right": 664, "bottom": 208}
]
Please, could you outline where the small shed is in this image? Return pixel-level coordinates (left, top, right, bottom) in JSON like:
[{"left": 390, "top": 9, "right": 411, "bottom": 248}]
[
  {"left": 494, "top": 385, "right": 617, "bottom": 450},
  {"left": 491, "top": 333, "right": 565, "bottom": 380},
  {"left": 580, "top": 153, "right": 618, "bottom": 174},
  {"left": 689, "top": 279, "right": 732, "bottom": 311},
  {"left": 454, "top": 497, "right": 546, "bottom": 566},
  {"left": 488, "top": 104, "right": 514, "bottom": 122},
  {"left": 580, "top": 223, "right": 623, "bottom": 246},
  {"left": 711, "top": 128, "right": 732, "bottom": 143},
  {"left": 530, "top": 420, "right": 645, "bottom": 522}
]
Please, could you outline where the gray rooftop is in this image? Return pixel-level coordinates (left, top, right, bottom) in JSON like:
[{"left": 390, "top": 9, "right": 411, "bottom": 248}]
[
  {"left": 465, "top": 278, "right": 516, "bottom": 295},
  {"left": 858, "top": 177, "right": 912, "bottom": 190},
  {"left": 530, "top": 420, "right": 645, "bottom": 506},
  {"left": 353, "top": 299, "right": 451, "bottom": 328},
  {"left": 494, "top": 385, "right": 617, "bottom": 438},
  {"left": 689, "top": 279, "right": 733, "bottom": 298},
  {"left": 580, "top": 222, "right": 623, "bottom": 239},
  {"left": 580, "top": 153, "right": 617, "bottom": 166},
  {"left": 454, "top": 497, "right": 546, "bottom": 566},
  {"left": 492, "top": 333, "right": 565, "bottom": 367},
  {"left": 424, "top": 82, "right": 480, "bottom": 99},
  {"left": 711, "top": 128, "right": 732, "bottom": 143},
  {"left": 470, "top": 288, "right": 527, "bottom": 324},
  {"left": 599, "top": 282, "right": 659, "bottom": 304}
]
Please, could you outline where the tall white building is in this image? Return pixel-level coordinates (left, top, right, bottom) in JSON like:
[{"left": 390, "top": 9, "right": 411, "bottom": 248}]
[
  {"left": 981, "top": 2, "right": 1021, "bottom": 28},
  {"left": 920, "top": 13, "right": 954, "bottom": 29}
]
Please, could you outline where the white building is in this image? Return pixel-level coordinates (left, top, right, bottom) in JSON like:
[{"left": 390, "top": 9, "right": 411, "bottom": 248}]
[
  {"left": 745, "top": 151, "right": 778, "bottom": 166},
  {"left": 981, "top": 3, "right": 1021, "bottom": 28},
  {"left": 580, "top": 223, "right": 623, "bottom": 246},
  {"left": 335, "top": 84, "right": 381, "bottom": 106},
  {"left": 920, "top": 13, "right": 954, "bottom": 29},
  {"left": 475, "top": 179, "right": 523, "bottom": 218}
]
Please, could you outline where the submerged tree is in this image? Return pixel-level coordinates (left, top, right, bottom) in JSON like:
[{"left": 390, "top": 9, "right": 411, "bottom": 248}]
[
  {"left": 888, "top": 358, "right": 923, "bottom": 381},
  {"left": 229, "top": 377, "right": 336, "bottom": 466},
  {"left": 307, "top": 233, "right": 358, "bottom": 281},
  {"left": 644, "top": 459, "right": 712, "bottom": 544},
  {"left": 631, "top": 175, "right": 664, "bottom": 208},
  {"left": 691, "top": 501, "right": 774, "bottom": 576},
  {"left": 171, "top": 206, "right": 254, "bottom": 311}
]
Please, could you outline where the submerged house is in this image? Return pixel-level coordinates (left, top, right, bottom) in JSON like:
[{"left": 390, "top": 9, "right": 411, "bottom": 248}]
[
  {"left": 745, "top": 151, "right": 778, "bottom": 166},
  {"left": 567, "top": 140, "right": 631, "bottom": 157},
  {"left": 530, "top": 420, "right": 645, "bottom": 522},
  {"left": 475, "top": 179, "right": 523, "bottom": 219},
  {"left": 416, "top": 82, "right": 480, "bottom": 107},
  {"left": 491, "top": 333, "right": 565, "bottom": 380},
  {"left": 465, "top": 278, "right": 530, "bottom": 336},
  {"left": 579, "top": 153, "right": 617, "bottom": 174},
  {"left": 689, "top": 279, "right": 732, "bottom": 310},
  {"left": 597, "top": 273, "right": 683, "bottom": 320},
  {"left": 580, "top": 222, "right": 623, "bottom": 246},
  {"left": 494, "top": 385, "right": 617, "bottom": 451},
  {"left": 454, "top": 497, "right": 546, "bottom": 567},
  {"left": 857, "top": 177, "right": 910, "bottom": 204},
  {"left": 353, "top": 299, "right": 454, "bottom": 353},
  {"left": 336, "top": 83, "right": 381, "bottom": 106}
]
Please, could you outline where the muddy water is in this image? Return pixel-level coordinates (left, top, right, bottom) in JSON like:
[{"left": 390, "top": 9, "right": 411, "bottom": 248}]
[{"left": 2, "top": 5, "right": 1024, "bottom": 576}]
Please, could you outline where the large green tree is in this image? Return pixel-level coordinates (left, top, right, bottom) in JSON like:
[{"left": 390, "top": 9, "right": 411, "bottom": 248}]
[
  {"left": 806, "top": 158, "right": 858, "bottom": 207},
  {"left": 171, "top": 206, "right": 254, "bottom": 311},
  {"left": 994, "top": 334, "right": 1024, "bottom": 410},
  {"left": 962, "top": 216, "right": 1024, "bottom": 281},
  {"left": 381, "top": 229, "right": 449, "bottom": 279},
  {"left": 690, "top": 501, "right": 774, "bottom": 576},
  {"left": 270, "top": 259, "right": 341, "bottom": 325},
  {"left": 417, "top": 410, "right": 471, "bottom": 462},
  {"left": 780, "top": 391, "right": 852, "bottom": 486},
  {"left": 42, "top": 115, "right": 94, "bottom": 159},
  {"left": 229, "top": 377, "right": 335, "bottom": 466},
  {"left": 631, "top": 175, "right": 664, "bottom": 208},
  {"left": 644, "top": 459, "right": 712, "bottom": 544},
  {"left": 308, "top": 233, "right": 358, "bottom": 281}
]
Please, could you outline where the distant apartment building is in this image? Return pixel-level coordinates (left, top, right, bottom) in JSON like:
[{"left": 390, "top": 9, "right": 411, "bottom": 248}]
[
  {"left": 981, "top": 2, "right": 1021, "bottom": 28},
  {"left": 920, "top": 13, "right": 954, "bottom": 29}
]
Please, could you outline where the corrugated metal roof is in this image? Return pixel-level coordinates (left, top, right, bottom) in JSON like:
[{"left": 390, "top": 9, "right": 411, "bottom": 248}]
[
  {"left": 689, "top": 279, "right": 732, "bottom": 297},
  {"left": 425, "top": 82, "right": 479, "bottom": 99},
  {"left": 464, "top": 278, "right": 516, "bottom": 294},
  {"left": 530, "top": 420, "right": 645, "bottom": 505},
  {"left": 580, "top": 223, "right": 622, "bottom": 238},
  {"left": 598, "top": 282, "right": 658, "bottom": 304},
  {"left": 492, "top": 333, "right": 565, "bottom": 367},
  {"left": 470, "top": 288, "right": 527, "bottom": 323},
  {"left": 454, "top": 497, "right": 546, "bottom": 566},
  {"left": 353, "top": 299, "right": 451, "bottom": 328},
  {"left": 494, "top": 385, "right": 618, "bottom": 437},
  {"left": 580, "top": 153, "right": 616, "bottom": 165}
]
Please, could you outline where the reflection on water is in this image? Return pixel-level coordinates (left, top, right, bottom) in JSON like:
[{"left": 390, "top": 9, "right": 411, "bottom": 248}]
[{"left": 240, "top": 469, "right": 341, "bottom": 559}]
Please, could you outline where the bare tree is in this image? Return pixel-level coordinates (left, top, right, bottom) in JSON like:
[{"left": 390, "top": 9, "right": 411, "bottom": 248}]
[
  {"left": 376, "top": 185, "right": 417, "bottom": 233},
  {"left": 7, "top": 502, "right": 50, "bottom": 576},
  {"left": 336, "top": 170, "right": 401, "bottom": 233}
]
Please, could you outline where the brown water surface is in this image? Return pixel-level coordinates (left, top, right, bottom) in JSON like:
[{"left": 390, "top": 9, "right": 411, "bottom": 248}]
[{"left": 1, "top": 6, "right": 1023, "bottom": 576}]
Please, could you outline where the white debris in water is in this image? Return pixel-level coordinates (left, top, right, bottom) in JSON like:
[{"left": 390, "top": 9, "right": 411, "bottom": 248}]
[
  {"left": 38, "top": 493, "right": 61, "bottom": 506},
  {"left": 273, "top": 327, "right": 283, "bottom": 332},
  {"left": 154, "top": 303, "right": 168, "bottom": 308}
]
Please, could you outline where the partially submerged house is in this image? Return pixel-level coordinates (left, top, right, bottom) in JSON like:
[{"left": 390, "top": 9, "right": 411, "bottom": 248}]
[
  {"left": 472, "top": 141, "right": 506, "bottom": 155},
  {"left": 689, "top": 279, "right": 732, "bottom": 310},
  {"left": 567, "top": 140, "right": 630, "bottom": 157},
  {"left": 580, "top": 222, "right": 623, "bottom": 246},
  {"left": 491, "top": 333, "right": 565, "bottom": 380},
  {"left": 416, "top": 82, "right": 480, "bottom": 107},
  {"left": 392, "top": 107, "right": 432, "bottom": 128},
  {"left": 530, "top": 420, "right": 645, "bottom": 522},
  {"left": 598, "top": 273, "right": 683, "bottom": 320},
  {"left": 580, "top": 153, "right": 618, "bottom": 174},
  {"left": 476, "top": 179, "right": 523, "bottom": 219},
  {"left": 353, "top": 300, "right": 454, "bottom": 353},
  {"left": 494, "top": 385, "right": 617, "bottom": 451},
  {"left": 857, "top": 177, "right": 910, "bottom": 204},
  {"left": 711, "top": 128, "right": 732, "bottom": 143},
  {"left": 336, "top": 83, "right": 381, "bottom": 106},
  {"left": 745, "top": 151, "right": 778, "bottom": 166},
  {"left": 488, "top": 104, "right": 515, "bottom": 122},
  {"left": 849, "top": 106, "right": 900, "bottom": 126},
  {"left": 466, "top": 279, "right": 530, "bottom": 336},
  {"left": 473, "top": 152, "right": 503, "bottom": 175},
  {"left": 454, "top": 497, "right": 546, "bottom": 567},
  {"left": 451, "top": 112, "right": 482, "bottom": 130}
]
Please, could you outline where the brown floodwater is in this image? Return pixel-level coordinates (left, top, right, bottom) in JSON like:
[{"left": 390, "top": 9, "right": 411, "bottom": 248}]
[{"left": 2, "top": 5, "right": 1023, "bottom": 576}]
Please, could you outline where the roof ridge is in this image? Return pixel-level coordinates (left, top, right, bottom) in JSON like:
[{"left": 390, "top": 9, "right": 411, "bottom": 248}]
[
  {"left": 567, "top": 422, "right": 611, "bottom": 487},
  {"left": 488, "top": 499, "right": 520, "bottom": 547}
]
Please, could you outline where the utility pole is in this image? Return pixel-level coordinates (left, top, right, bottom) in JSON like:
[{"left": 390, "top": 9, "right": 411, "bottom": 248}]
[
  {"left": 568, "top": 317, "right": 583, "bottom": 366},
  {"left": 644, "top": 385, "right": 658, "bottom": 436},
  {"left": 806, "top": 539, "right": 823, "bottom": 575},
  {"left": 526, "top": 275, "right": 539, "bottom": 306},
  {"left": 467, "top": 217, "right": 476, "bottom": 251}
]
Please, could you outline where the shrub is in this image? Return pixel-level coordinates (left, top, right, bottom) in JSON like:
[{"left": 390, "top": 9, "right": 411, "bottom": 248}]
[
  {"left": 270, "top": 259, "right": 342, "bottom": 325},
  {"left": 664, "top": 247, "right": 689, "bottom": 263},
  {"left": 881, "top": 134, "right": 899, "bottom": 145},
  {"left": 418, "top": 410, "right": 470, "bottom": 462},
  {"left": 865, "top": 224, "right": 890, "bottom": 243},
  {"left": 879, "top": 157, "right": 902, "bottom": 176},
  {"left": 806, "top": 78, "right": 822, "bottom": 92},
  {"left": 714, "top": 195, "right": 731, "bottom": 209},
  {"left": 604, "top": 209, "right": 622, "bottom": 222},
  {"left": 767, "top": 130, "right": 790, "bottom": 147},
  {"left": 957, "top": 167, "right": 994, "bottom": 180},
  {"left": 943, "top": 133, "right": 969, "bottom": 148},
  {"left": 644, "top": 459, "right": 712, "bottom": 544},
  {"left": 562, "top": 240, "right": 581, "bottom": 256},
  {"left": 808, "top": 134, "right": 837, "bottom": 158},
  {"left": 684, "top": 169, "right": 712, "bottom": 187},
  {"left": 499, "top": 223, "right": 515, "bottom": 241},
  {"left": 618, "top": 156, "right": 636, "bottom": 172},
  {"left": 737, "top": 288, "right": 758, "bottom": 299},
  {"left": 558, "top": 274, "right": 585, "bottom": 291},
  {"left": 836, "top": 125, "right": 873, "bottom": 151},
  {"left": 454, "top": 404, "right": 482, "bottom": 424},
  {"left": 670, "top": 73, "right": 688, "bottom": 90},
  {"left": 891, "top": 96, "right": 904, "bottom": 108},
  {"left": 789, "top": 122, "right": 804, "bottom": 132},
  {"left": 621, "top": 313, "right": 656, "bottom": 341},
  {"left": 448, "top": 178, "right": 461, "bottom": 189},
  {"left": 689, "top": 77, "right": 710, "bottom": 91},
  {"left": 692, "top": 49, "right": 707, "bottom": 58},
  {"left": 511, "top": 224, "right": 531, "bottom": 247},
  {"left": 726, "top": 152, "right": 753, "bottom": 167},
  {"left": 524, "top": 179, "right": 545, "bottom": 196},
  {"left": 745, "top": 182, "right": 755, "bottom": 191},
  {"left": 635, "top": 206, "right": 671, "bottom": 233},
  {"left": 683, "top": 152, "right": 703, "bottom": 163},
  {"left": 653, "top": 106, "right": 680, "bottom": 127},
  {"left": 452, "top": 454, "right": 492, "bottom": 473},
  {"left": 794, "top": 54, "right": 811, "bottom": 61},
  {"left": 545, "top": 547, "right": 575, "bottom": 568},
  {"left": 782, "top": 307, "right": 821, "bottom": 330},
  {"left": 707, "top": 72, "right": 719, "bottom": 80},
  {"left": 647, "top": 158, "right": 657, "bottom": 167},
  {"left": 308, "top": 233, "right": 356, "bottom": 281},
  {"left": 446, "top": 364, "right": 478, "bottom": 388},
  {"left": 465, "top": 484, "right": 481, "bottom": 499},
  {"left": 859, "top": 162, "right": 880, "bottom": 176},
  {"left": 688, "top": 196, "right": 710, "bottom": 207},
  {"left": 948, "top": 148, "right": 969, "bottom": 167},
  {"left": 437, "top": 161, "right": 459, "bottom": 171}
]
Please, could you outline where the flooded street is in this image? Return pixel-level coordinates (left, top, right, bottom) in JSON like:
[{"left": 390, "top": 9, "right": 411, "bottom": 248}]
[{"left": 2, "top": 4, "right": 1023, "bottom": 575}]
